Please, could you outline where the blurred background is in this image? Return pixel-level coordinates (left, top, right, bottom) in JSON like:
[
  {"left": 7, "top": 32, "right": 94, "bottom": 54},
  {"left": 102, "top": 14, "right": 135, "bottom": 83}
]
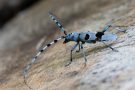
[
  {"left": 0, "top": 0, "right": 135, "bottom": 90},
  {"left": 0, "top": 0, "right": 132, "bottom": 50}
]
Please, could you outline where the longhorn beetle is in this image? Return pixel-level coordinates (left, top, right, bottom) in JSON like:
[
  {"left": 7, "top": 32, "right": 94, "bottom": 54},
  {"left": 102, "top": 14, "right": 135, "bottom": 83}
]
[{"left": 23, "top": 12, "right": 127, "bottom": 83}]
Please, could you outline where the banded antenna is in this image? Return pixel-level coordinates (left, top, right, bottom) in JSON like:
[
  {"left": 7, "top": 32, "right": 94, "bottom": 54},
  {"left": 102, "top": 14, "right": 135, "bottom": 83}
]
[
  {"left": 101, "top": 18, "right": 129, "bottom": 33},
  {"left": 102, "top": 24, "right": 128, "bottom": 33},
  {"left": 23, "top": 36, "right": 64, "bottom": 88},
  {"left": 48, "top": 12, "right": 68, "bottom": 35}
]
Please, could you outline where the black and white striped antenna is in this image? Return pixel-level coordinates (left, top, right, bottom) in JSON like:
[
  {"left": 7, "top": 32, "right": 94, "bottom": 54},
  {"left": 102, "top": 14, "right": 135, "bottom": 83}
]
[
  {"left": 48, "top": 12, "right": 68, "bottom": 35},
  {"left": 23, "top": 36, "right": 64, "bottom": 88}
]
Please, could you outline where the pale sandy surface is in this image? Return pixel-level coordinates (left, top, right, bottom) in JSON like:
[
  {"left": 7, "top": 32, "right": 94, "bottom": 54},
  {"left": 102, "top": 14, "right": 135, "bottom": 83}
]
[{"left": 0, "top": 0, "right": 135, "bottom": 90}]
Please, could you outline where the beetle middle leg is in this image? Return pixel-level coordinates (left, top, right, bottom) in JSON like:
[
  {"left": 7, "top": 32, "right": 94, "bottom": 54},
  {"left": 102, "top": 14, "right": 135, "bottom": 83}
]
[
  {"left": 65, "top": 43, "right": 78, "bottom": 66},
  {"left": 80, "top": 43, "right": 87, "bottom": 66},
  {"left": 76, "top": 43, "right": 81, "bottom": 52}
]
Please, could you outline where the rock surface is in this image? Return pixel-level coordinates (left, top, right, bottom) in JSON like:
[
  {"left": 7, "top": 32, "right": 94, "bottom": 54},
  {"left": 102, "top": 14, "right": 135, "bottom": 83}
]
[
  {"left": 0, "top": 0, "right": 39, "bottom": 27},
  {"left": 0, "top": 0, "right": 135, "bottom": 90}
]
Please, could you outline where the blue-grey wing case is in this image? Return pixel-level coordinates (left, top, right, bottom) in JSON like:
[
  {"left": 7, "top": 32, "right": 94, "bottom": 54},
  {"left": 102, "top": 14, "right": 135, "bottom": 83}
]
[{"left": 101, "top": 33, "right": 117, "bottom": 41}]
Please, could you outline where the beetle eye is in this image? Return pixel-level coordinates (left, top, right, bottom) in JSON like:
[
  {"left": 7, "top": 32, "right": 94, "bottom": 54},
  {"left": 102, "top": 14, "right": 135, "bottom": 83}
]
[{"left": 63, "top": 39, "right": 69, "bottom": 44}]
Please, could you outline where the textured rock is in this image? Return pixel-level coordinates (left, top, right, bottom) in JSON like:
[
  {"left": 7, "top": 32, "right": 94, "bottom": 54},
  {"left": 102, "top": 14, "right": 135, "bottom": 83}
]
[
  {"left": 0, "top": 0, "right": 40, "bottom": 27},
  {"left": 0, "top": 0, "right": 123, "bottom": 50},
  {"left": 0, "top": 0, "right": 135, "bottom": 90}
]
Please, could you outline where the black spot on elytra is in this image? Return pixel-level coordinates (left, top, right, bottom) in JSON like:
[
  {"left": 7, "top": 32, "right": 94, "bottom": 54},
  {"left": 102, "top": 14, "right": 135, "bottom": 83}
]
[
  {"left": 85, "top": 34, "right": 90, "bottom": 40},
  {"left": 96, "top": 32, "right": 104, "bottom": 39}
]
